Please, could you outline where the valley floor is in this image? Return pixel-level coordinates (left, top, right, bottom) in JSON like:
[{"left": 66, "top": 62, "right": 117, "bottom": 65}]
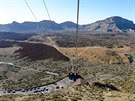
[{"left": 0, "top": 33, "right": 135, "bottom": 101}]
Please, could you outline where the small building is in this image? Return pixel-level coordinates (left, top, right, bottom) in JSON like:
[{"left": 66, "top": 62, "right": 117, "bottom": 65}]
[{"left": 68, "top": 73, "right": 86, "bottom": 86}]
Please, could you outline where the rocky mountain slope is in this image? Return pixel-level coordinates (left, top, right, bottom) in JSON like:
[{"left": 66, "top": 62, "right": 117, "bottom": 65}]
[
  {"left": 60, "top": 21, "right": 76, "bottom": 29},
  {"left": 81, "top": 16, "right": 135, "bottom": 32}
]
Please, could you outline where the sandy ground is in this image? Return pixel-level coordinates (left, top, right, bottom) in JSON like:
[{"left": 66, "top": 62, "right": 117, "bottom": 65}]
[
  {"left": 103, "top": 91, "right": 135, "bottom": 101},
  {"left": 0, "top": 46, "right": 20, "bottom": 56},
  {"left": 59, "top": 46, "right": 131, "bottom": 64}
]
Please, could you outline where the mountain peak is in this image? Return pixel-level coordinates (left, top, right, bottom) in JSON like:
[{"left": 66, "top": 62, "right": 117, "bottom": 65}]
[
  {"left": 82, "top": 16, "right": 135, "bottom": 32},
  {"left": 40, "top": 20, "right": 55, "bottom": 23},
  {"left": 105, "top": 16, "right": 134, "bottom": 24},
  {"left": 109, "top": 16, "right": 123, "bottom": 19},
  {"left": 12, "top": 21, "right": 19, "bottom": 24},
  {"left": 60, "top": 21, "right": 76, "bottom": 29}
]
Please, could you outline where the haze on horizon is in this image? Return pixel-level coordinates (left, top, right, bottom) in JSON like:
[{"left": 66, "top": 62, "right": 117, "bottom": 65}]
[{"left": 0, "top": 0, "right": 134, "bottom": 24}]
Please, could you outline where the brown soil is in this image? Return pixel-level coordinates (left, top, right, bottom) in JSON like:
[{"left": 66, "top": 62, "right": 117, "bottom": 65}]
[
  {"left": 15, "top": 42, "right": 70, "bottom": 61},
  {"left": 60, "top": 46, "right": 131, "bottom": 64},
  {"left": 0, "top": 41, "right": 69, "bottom": 61},
  {"left": 0, "top": 41, "right": 14, "bottom": 48}
]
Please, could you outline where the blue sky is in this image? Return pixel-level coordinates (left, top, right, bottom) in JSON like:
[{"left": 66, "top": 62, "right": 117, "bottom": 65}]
[{"left": 0, "top": 0, "right": 134, "bottom": 24}]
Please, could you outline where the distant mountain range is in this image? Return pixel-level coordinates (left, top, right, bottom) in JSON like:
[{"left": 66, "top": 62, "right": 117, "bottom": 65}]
[{"left": 0, "top": 16, "right": 135, "bottom": 33}]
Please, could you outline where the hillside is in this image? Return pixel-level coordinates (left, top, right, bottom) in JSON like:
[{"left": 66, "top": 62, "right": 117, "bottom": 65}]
[
  {"left": 60, "top": 46, "right": 132, "bottom": 64},
  {"left": 81, "top": 16, "right": 135, "bottom": 32},
  {"left": 15, "top": 42, "right": 69, "bottom": 61},
  {"left": 0, "top": 41, "right": 70, "bottom": 90}
]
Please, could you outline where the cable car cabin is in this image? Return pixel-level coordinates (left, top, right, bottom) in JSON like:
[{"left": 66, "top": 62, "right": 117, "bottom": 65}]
[{"left": 68, "top": 73, "right": 86, "bottom": 86}]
